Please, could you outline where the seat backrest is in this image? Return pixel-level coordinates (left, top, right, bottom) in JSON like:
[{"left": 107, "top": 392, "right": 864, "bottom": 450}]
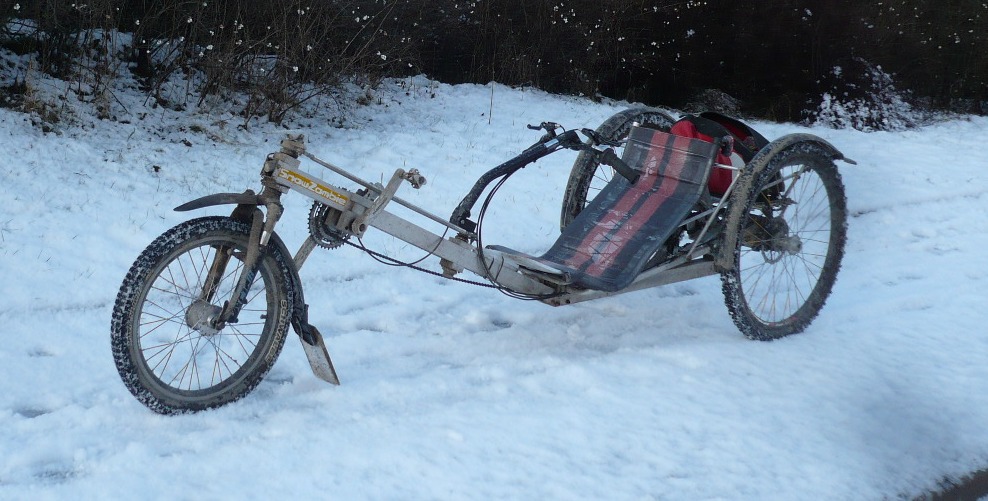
[{"left": 538, "top": 127, "right": 719, "bottom": 291}]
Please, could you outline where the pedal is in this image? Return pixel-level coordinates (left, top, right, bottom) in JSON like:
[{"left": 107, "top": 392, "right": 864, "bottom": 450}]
[{"left": 298, "top": 323, "right": 340, "bottom": 385}]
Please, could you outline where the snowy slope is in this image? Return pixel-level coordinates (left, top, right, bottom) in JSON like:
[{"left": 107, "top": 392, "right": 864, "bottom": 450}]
[{"left": 1, "top": 77, "right": 987, "bottom": 500}]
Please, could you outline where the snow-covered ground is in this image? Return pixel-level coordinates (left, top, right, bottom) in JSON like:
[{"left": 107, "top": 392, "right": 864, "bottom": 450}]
[{"left": 1, "top": 76, "right": 986, "bottom": 500}]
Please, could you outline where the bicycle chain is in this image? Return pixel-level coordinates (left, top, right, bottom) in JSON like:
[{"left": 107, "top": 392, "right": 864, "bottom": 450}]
[
  {"left": 308, "top": 195, "right": 497, "bottom": 289},
  {"left": 341, "top": 239, "right": 497, "bottom": 289}
]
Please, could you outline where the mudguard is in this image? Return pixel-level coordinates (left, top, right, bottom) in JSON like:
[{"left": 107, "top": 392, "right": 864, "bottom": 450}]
[
  {"left": 715, "top": 133, "right": 853, "bottom": 272},
  {"left": 174, "top": 190, "right": 263, "bottom": 212},
  {"left": 753, "top": 133, "right": 855, "bottom": 166}
]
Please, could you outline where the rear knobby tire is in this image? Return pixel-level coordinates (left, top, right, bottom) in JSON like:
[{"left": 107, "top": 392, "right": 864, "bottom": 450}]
[
  {"left": 111, "top": 216, "right": 294, "bottom": 414},
  {"left": 560, "top": 107, "right": 676, "bottom": 231},
  {"left": 720, "top": 143, "right": 847, "bottom": 340}
]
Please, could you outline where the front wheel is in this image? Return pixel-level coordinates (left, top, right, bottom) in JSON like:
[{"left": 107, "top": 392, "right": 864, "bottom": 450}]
[
  {"left": 111, "top": 216, "right": 294, "bottom": 414},
  {"left": 720, "top": 142, "right": 848, "bottom": 340}
]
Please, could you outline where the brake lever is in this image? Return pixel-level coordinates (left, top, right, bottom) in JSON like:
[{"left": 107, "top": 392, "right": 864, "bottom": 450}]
[{"left": 527, "top": 121, "right": 562, "bottom": 139}]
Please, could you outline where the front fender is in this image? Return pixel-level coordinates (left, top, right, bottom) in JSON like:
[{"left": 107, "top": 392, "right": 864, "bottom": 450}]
[
  {"left": 174, "top": 190, "right": 263, "bottom": 212},
  {"left": 264, "top": 229, "right": 308, "bottom": 329}
]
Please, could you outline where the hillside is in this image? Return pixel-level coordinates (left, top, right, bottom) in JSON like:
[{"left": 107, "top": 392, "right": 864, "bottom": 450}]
[{"left": 1, "top": 77, "right": 987, "bottom": 499}]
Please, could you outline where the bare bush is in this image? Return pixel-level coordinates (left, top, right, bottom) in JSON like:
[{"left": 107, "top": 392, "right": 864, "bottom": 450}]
[
  {"left": 808, "top": 58, "right": 920, "bottom": 132},
  {"left": 4, "top": 0, "right": 413, "bottom": 124},
  {"left": 4, "top": 0, "right": 988, "bottom": 124}
]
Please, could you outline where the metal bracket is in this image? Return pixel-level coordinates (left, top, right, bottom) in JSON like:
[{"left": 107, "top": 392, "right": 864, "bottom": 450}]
[
  {"left": 294, "top": 304, "right": 340, "bottom": 385},
  {"left": 350, "top": 168, "right": 427, "bottom": 236},
  {"left": 264, "top": 151, "right": 302, "bottom": 175},
  {"left": 280, "top": 135, "right": 306, "bottom": 158}
]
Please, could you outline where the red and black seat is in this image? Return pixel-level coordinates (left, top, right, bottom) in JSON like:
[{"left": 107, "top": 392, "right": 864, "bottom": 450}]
[{"left": 525, "top": 127, "right": 720, "bottom": 291}]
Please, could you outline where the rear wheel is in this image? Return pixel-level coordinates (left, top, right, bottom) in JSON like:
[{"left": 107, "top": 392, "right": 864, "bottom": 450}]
[
  {"left": 560, "top": 108, "right": 676, "bottom": 230},
  {"left": 111, "top": 216, "right": 294, "bottom": 414},
  {"left": 720, "top": 142, "right": 847, "bottom": 340}
]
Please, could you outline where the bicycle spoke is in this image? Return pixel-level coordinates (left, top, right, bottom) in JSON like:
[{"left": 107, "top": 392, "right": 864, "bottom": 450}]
[
  {"left": 131, "top": 236, "right": 277, "bottom": 393},
  {"left": 737, "top": 163, "right": 835, "bottom": 325}
]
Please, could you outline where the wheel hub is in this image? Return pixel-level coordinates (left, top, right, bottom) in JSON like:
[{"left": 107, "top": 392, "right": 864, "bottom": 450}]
[
  {"left": 185, "top": 300, "right": 224, "bottom": 336},
  {"left": 773, "top": 234, "right": 803, "bottom": 255},
  {"left": 744, "top": 216, "right": 802, "bottom": 255}
]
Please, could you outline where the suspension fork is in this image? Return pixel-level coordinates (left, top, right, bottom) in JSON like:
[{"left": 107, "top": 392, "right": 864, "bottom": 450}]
[
  {"left": 199, "top": 246, "right": 232, "bottom": 304},
  {"left": 198, "top": 185, "right": 285, "bottom": 328}
]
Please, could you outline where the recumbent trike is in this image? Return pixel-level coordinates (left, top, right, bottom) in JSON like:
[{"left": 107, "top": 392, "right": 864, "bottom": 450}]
[{"left": 110, "top": 107, "right": 853, "bottom": 414}]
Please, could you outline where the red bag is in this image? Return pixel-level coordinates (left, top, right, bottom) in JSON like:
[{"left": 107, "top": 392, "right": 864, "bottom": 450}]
[{"left": 668, "top": 113, "right": 768, "bottom": 197}]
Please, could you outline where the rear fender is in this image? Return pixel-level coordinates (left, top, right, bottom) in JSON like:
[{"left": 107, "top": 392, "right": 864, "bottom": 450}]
[{"left": 750, "top": 133, "right": 856, "bottom": 166}]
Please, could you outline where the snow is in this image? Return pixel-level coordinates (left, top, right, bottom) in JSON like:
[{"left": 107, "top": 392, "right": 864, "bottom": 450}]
[{"left": 1, "top": 76, "right": 987, "bottom": 499}]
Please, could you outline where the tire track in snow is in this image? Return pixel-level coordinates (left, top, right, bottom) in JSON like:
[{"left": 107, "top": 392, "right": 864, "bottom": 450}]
[{"left": 850, "top": 188, "right": 988, "bottom": 218}]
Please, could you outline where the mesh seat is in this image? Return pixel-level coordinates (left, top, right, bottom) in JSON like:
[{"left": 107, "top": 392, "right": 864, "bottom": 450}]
[{"left": 518, "top": 127, "right": 719, "bottom": 292}]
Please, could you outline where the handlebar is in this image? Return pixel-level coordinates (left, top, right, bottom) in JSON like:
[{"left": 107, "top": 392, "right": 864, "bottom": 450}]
[
  {"left": 554, "top": 128, "right": 639, "bottom": 184},
  {"left": 597, "top": 147, "right": 639, "bottom": 184},
  {"left": 449, "top": 123, "right": 639, "bottom": 232},
  {"left": 526, "top": 123, "right": 622, "bottom": 149},
  {"left": 578, "top": 128, "right": 623, "bottom": 148}
]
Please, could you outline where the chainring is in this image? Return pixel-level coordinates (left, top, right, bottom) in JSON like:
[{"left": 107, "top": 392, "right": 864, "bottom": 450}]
[{"left": 307, "top": 201, "right": 350, "bottom": 249}]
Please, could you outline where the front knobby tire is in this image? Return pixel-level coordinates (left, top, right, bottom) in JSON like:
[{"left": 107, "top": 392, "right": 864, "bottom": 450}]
[
  {"left": 720, "top": 142, "right": 847, "bottom": 341},
  {"left": 111, "top": 216, "right": 294, "bottom": 414},
  {"left": 560, "top": 107, "right": 676, "bottom": 231}
]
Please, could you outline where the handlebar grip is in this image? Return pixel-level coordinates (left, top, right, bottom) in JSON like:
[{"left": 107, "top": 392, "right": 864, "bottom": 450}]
[{"left": 600, "top": 148, "right": 640, "bottom": 184}]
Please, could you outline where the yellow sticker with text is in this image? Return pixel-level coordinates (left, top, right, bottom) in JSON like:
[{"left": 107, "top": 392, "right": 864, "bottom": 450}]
[{"left": 277, "top": 169, "right": 349, "bottom": 207}]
